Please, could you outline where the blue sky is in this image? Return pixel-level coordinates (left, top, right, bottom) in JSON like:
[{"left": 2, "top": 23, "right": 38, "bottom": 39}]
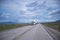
[{"left": 0, "top": 0, "right": 60, "bottom": 23}]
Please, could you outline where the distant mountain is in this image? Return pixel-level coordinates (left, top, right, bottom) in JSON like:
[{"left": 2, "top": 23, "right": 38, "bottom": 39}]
[
  {"left": 55, "top": 20, "right": 60, "bottom": 22},
  {"left": 0, "top": 21, "right": 17, "bottom": 24},
  {"left": 0, "top": 21, "right": 31, "bottom": 24}
]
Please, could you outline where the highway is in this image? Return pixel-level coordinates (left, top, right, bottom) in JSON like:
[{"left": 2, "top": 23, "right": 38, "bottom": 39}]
[{"left": 0, "top": 24, "right": 60, "bottom": 40}]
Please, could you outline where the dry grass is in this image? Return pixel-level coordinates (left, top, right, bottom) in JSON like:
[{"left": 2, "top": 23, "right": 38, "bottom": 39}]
[
  {"left": 42, "top": 21, "right": 60, "bottom": 31},
  {"left": 0, "top": 24, "right": 31, "bottom": 31}
]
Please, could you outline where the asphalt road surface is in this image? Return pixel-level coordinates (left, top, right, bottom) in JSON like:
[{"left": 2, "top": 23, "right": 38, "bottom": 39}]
[{"left": 0, "top": 24, "right": 60, "bottom": 40}]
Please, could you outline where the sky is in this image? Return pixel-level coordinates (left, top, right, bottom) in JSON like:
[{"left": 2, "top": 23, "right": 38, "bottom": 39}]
[{"left": 0, "top": 0, "right": 60, "bottom": 23}]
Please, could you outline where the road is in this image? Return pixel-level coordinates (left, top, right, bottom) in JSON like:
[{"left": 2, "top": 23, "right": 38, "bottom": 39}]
[{"left": 0, "top": 24, "right": 60, "bottom": 40}]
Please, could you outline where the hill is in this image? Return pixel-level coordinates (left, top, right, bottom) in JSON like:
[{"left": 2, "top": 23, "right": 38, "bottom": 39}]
[{"left": 0, "top": 21, "right": 19, "bottom": 24}]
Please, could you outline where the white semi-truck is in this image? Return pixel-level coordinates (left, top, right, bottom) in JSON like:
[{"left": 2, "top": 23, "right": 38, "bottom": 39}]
[{"left": 31, "top": 20, "right": 38, "bottom": 25}]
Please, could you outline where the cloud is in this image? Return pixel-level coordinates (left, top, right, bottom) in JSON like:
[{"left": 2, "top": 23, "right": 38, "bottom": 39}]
[
  {"left": 0, "top": 0, "right": 60, "bottom": 23},
  {"left": 45, "top": 19, "right": 56, "bottom": 22},
  {"left": 26, "top": 0, "right": 46, "bottom": 11},
  {"left": 17, "top": 19, "right": 32, "bottom": 23},
  {"left": 48, "top": 8, "right": 60, "bottom": 15},
  {"left": 0, "top": 12, "right": 10, "bottom": 18},
  {"left": 46, "top": 0, "right": 59, "bottom": 8},
  {"left": 46, "top": 16, "right": 52, "bottom": 18}
]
